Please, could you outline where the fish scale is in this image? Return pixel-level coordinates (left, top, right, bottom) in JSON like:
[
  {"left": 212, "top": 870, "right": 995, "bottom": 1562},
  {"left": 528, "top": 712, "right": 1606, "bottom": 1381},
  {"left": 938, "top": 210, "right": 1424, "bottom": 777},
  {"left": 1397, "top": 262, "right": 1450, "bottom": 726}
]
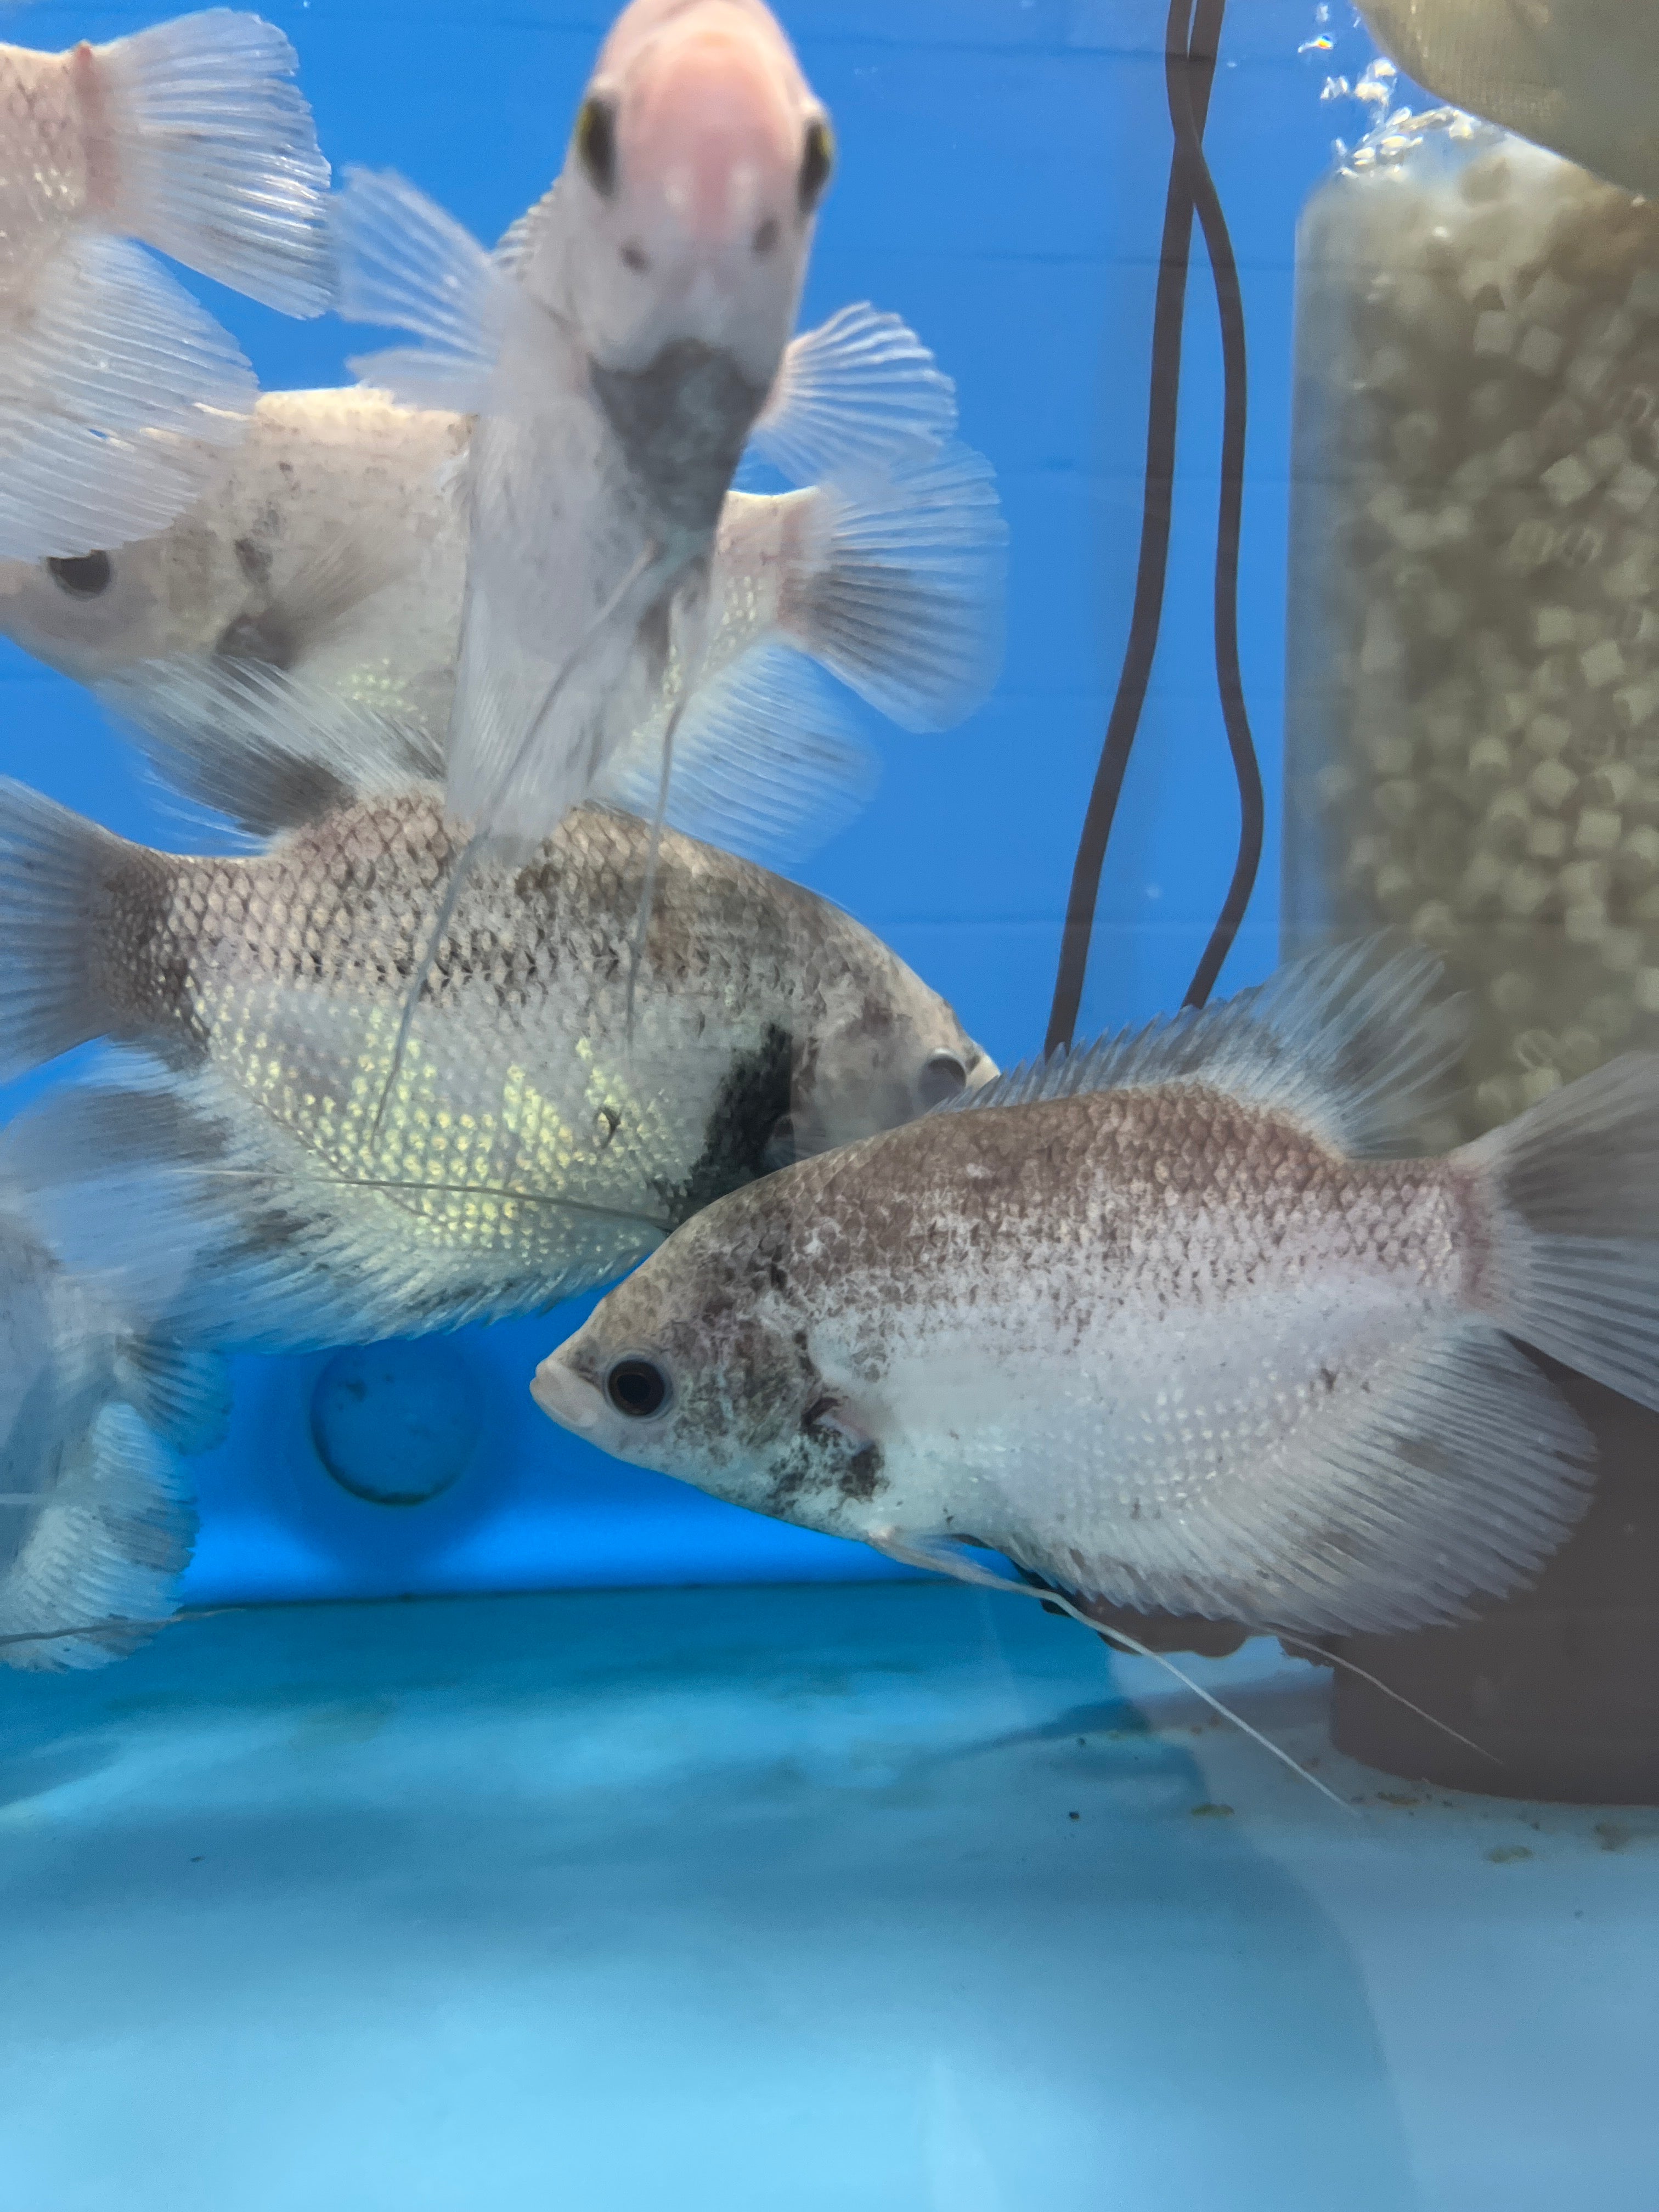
[
  {"left": 0, "top": 781, "right": 989, "bottom": 1351},
  {"left": 538, "top": 943, "right": 1659, "bottom": 1640}
]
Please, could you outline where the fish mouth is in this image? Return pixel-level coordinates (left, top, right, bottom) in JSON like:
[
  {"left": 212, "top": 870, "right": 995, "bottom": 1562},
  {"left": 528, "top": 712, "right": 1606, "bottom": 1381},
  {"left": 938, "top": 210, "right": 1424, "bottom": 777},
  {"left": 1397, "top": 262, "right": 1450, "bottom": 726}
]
[{"left": 531, "top": 1354, "right": 603, "bottom": 1434}]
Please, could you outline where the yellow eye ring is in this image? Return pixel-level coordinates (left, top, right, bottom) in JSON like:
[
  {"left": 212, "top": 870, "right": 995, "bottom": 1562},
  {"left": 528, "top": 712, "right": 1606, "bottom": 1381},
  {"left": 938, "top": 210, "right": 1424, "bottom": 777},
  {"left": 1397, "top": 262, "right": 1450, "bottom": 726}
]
[
  {"left": 574, "top": 94, "right": 618, "bottom": 198},
  {"left": 798, "top": 116, "right": 834, "bottom": 213}
]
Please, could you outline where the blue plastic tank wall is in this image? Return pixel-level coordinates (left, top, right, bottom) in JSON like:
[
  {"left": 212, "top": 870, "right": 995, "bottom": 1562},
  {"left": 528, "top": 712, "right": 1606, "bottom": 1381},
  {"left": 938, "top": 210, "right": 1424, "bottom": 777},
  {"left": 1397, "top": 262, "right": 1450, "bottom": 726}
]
[{"left": 0, "top": 0, "right": 1357, "bottom": 1606}]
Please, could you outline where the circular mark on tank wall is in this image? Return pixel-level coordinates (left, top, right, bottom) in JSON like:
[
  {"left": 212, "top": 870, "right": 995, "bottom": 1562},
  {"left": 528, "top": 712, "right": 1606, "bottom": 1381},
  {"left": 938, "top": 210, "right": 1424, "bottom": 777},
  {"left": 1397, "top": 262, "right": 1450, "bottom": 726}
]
[{"left": 309, "top": 1341, "right": 484, "bottom": 1506}]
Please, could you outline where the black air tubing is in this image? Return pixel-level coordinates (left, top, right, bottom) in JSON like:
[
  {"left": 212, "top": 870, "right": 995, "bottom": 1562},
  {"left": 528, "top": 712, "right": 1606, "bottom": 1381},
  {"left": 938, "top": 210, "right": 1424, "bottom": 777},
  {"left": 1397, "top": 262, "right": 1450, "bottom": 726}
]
[{"left": 1045, "top": 0, "right": 1263, "bottom": 1051}]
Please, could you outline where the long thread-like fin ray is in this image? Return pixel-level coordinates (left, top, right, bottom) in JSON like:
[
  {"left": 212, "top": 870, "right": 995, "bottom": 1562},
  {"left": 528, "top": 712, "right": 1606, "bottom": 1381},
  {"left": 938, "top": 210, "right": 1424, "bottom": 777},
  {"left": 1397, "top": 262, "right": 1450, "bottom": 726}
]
[
  {"left": 371, "top": 538, "right": 672, "bottom": 1135},
  {"left": 623, "top": 697, "right": 689, "bottom": 1044},
  {"left": 1274, "top": 1630, "right": 1502, "bottom": 1767},
  {"left": 870, "top": 1528, "right": 1353, "bottom": 1812}
]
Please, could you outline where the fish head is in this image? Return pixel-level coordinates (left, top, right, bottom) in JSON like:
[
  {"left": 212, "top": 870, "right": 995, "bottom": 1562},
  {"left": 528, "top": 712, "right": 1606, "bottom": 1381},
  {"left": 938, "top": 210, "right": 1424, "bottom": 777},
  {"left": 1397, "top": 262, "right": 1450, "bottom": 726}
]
[
  {"left": 555, "top": 0, "right": 832, "bottom": 391},
  {"left": 0, "top": 521, "right": 244, "bottom": 689},
  {"left": 786, "top": 957, "right": 998, "bottom": 1163},
  {"left": 533, "top": 1189, "right": 890, "bottom": 1537}
]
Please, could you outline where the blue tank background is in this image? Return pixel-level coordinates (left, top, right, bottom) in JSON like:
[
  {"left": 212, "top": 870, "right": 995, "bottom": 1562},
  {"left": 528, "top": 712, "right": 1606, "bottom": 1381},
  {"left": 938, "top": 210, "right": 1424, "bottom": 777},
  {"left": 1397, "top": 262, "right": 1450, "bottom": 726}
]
[{"left": 0, "top": 0, "right": 1365, "bottom": 1605}]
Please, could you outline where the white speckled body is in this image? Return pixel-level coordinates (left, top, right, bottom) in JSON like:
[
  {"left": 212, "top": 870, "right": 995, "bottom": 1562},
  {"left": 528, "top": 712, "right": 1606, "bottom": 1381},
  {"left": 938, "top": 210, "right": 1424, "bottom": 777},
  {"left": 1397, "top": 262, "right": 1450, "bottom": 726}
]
[
  {"left": 545, "top": 1082, "right": 1511, "bottom": 1633},
  {"left": 67, "top": 791, "right": 988, "bottom": 1348}
]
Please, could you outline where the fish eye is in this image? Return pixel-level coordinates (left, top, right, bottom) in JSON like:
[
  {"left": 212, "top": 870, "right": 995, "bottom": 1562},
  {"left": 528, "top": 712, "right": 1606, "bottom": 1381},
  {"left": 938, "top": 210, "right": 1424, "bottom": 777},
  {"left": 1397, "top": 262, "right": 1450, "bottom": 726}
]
[
  {"left": 798, "top": 117, "right": 834, "bottom": 214},
  {"left": 47, "top": 550, "right": 112, "bottom": 599},
  {"left": 918, "top": 1049, "right": 968, "bottom": 1108},
  {"left": 605, "top": 1356, "right": 671, "bottom": 1419},
  {"left": 575, "top": 94, "right": 618, "bottom": 199}
]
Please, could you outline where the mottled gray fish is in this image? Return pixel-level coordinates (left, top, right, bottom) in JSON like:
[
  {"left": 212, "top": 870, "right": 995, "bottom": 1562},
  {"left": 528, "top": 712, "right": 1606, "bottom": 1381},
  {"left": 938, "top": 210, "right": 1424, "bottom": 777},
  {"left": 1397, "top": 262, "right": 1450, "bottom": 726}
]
[
  {"left": 0, "top": 703, "right": 993, "bottom": 1352},
  {"left": 533, "top": 943, "right": 1659, "bottom": 1639},
  {"left": 0, "top": 1138, "right": 228, "bottom": 1671}
]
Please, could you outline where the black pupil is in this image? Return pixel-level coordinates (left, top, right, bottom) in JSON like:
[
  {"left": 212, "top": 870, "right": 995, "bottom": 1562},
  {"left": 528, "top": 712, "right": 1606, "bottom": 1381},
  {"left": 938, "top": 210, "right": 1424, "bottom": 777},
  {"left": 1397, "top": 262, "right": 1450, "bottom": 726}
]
[
  {"left": 607, "top": 1358, "right": 668, "bottom": 1418},
  {"left": 798, "top": 120, "right": 833, "bottom": 212},
  {"left": 47, "top": 551, "right": 112, "bottom": 599},
  {"left": 577, "top": 96, "right": 618, "bottom": 196},
  {"left": 918, "top": 1051, "right": 967, "bottom": 1109}
]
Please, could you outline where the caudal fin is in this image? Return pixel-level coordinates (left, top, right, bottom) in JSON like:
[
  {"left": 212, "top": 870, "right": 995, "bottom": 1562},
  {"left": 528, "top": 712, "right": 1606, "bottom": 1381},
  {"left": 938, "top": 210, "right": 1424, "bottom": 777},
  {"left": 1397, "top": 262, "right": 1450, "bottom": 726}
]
[
  {"left": 774, "top": 443, "right": 1007, "bottom": 732},
  {"left": 0, "top": 777, "right": 134, "bottom": 1083},
  {"left": 0, "top": 230, "right": 253, "bottom": 562},
  {"left": 95, "top": 8, "right": 331, "bottom": 314},
  {"left": 1463, "top": 1054, "right": 1659, "bottom": 1409}
]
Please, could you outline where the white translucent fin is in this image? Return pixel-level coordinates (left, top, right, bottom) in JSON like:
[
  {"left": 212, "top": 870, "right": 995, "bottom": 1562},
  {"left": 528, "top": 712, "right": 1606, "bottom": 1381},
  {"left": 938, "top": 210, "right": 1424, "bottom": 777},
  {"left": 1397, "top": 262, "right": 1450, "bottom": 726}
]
[
  {"left": 4, "top": 1080, "right": 387, "bottom": 1353},
  {"left": 775, "top": 443, "right": 1007, "bottom": 732},
  {"left": 334, "top": 167, "right": 507, "bottom": 412},
  {"left": 100, "top": 659, "right": 445, "bottom": 836},
  {"left": 1030, "top": 1324, "right": 1594, "bottom": 1638},
  {"left": 0, "top": 229, "right": 254, "bottom": 562},
  {"left": 0, "top": 777, "right": 126, "bottom": 1082},
  {"left": 0, "top": 1404, "right": 195, "bottom": 1674},
  {"left": 954, "top": 937, "right": 1468, "bottom": 1158},
  {"left": 95, "top": 8, "right": 331, "bottom": 314},
  {"left": 592, "top": 643, "right": 878, "bottom": 867},
  {"left": 7, "top": 1064, "right": 669, "bottom": 1358},
  {"left": 749, "top": 304, "right": 958, "bottom": 487},
  {"left": 1463, "top": 1052, "right": 1659, "bottom": 1410},
  {"left": 112, "top": 1337, "right": 233, "bottom": 1457},
  {"left": 493, "top": 184, "right": 560, "bottom": 276},
  {"left": 252, "top": 522, "right": 416, "bottom": 654}
]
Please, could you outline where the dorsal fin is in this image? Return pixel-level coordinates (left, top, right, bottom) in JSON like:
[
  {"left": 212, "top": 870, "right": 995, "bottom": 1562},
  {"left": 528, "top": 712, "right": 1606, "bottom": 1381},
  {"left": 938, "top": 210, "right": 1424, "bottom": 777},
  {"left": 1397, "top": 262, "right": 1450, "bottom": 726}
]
[
  {"left": 333, "top": 167, "right": 511, "bottom": 413},
  {"left": 493, "top": 185, "right": 560, "bottom": 276},
  {"left": 954, "top": 939, "right": 1468, "bottom": 1158}
]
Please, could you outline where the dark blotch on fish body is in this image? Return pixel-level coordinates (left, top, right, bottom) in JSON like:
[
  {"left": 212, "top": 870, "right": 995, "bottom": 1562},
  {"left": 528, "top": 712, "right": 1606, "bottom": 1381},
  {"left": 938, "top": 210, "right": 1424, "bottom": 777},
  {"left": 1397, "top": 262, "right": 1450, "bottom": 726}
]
[
  {"left": 590, "top": 341, "right": 768, "bottom": 535},
  {"left": 839, "top": 1441, "right": 884, "bottom": 1503},
  {"left": 653, "top": 1022, "right": 793, "bottom": 1229},
  {"left": 216, "top": 608, "right": 302, "bottom": 672}
]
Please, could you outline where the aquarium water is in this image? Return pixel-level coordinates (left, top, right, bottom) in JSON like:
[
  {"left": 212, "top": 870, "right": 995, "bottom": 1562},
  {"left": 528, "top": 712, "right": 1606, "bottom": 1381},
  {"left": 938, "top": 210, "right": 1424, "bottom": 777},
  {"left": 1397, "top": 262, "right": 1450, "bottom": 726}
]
[{"left": 1, "top": 3, "right": 1656, "bottom": 2207}]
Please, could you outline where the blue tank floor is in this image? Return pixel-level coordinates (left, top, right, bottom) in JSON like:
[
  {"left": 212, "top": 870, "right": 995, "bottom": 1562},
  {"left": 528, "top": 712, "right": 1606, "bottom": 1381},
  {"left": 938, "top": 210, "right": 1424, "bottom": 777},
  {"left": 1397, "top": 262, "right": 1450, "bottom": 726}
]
[{"left": 1, "top": 1580, "right": 1655, "bottom": 2211}]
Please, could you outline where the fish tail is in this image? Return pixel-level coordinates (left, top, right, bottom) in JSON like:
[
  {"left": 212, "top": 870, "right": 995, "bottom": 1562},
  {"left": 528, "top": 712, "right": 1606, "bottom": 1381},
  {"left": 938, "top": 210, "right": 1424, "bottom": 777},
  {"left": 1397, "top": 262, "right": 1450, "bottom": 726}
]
[
  {"left": 773, "top": 441, "right": 1008, "bottom": 732},
  {"left": 91, "top": 10, "right": 331, "bottom": 314},
  {"left": 0, "top": 777, "right": 140, "bottom": 1084},
  {"left": 1460, "top": 1053, "right": 1659, "bottom": 1408},
  {"left": 0, "top": 1402, "right": 195, "bottom": 1674}
]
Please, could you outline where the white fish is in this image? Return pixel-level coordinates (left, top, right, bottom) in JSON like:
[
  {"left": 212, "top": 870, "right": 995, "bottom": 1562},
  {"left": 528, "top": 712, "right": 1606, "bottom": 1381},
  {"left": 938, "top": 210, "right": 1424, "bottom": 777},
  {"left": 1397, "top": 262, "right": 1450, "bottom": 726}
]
[
  {"left": 332, "top": 0, "right": 963, "bottom": 854},
  {"left": 0, "top": 387, "right": 472, "bottom": 760},
  {"left": 1357, "top": 1, "right": 1659, "bottom": 200},
  {"left": 0, "top": 383, "right": 1005, "bottom": 865},
  {"left": 533, "top": 942, "right": 1659, "bottom": 1640},
  {"left": 0, "top": 9, "right": 332, "bottom": 562},
  {"left": 0, "top": 1145, "right": 228, "bottom": 1672}
]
